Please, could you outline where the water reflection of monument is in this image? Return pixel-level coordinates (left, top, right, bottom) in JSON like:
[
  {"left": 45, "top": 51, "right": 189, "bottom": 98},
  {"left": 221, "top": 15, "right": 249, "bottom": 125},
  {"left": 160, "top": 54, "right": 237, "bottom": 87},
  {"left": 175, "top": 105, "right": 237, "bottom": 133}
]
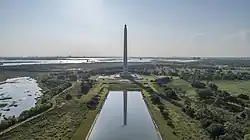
[{"left": 123, "top": 90, "right": 127, "bottom": 125}]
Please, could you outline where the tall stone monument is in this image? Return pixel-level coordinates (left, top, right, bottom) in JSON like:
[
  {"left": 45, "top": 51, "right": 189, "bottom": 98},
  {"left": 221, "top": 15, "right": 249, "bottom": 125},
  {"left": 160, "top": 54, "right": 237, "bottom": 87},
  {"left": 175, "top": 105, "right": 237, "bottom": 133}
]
[
  {"left": 123, "top": 25, "right": 128, "bottom": 126},
  {"left": 122, "top": 24, "right": 129, "bottom": 77}
]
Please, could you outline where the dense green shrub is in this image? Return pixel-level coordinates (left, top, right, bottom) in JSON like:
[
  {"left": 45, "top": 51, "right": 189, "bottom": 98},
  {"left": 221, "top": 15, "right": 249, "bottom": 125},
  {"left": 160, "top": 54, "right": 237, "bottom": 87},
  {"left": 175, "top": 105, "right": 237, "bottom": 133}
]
[
  {"left": 219, "top": 133, "right": 237, "bottom": 140},
  {"left": 167, "top": 119, "right": 174, "bottom": 128},
  {"left": 197, "top": 89, "right": 214, "bottom": 100},
  {"left": 157, "top": 104, "right": 165, "bottom": 112},
  {"left": 238, "top": 94, "right": 249, "bottom": 100},
  {"left": 0, "top": 115, "right": 17, "bottom": 131},
  {"left": 18, "top": 103, "right": 52, "bottom": 122},
  {"left": 80, "top": 80, "right": 93, "bottom": 94},
  {"left": 165, "top": 89, "right": 180, "bottom": 100},
  {"left": 206, "top": 123, "right": 225, "bottom": 139},
  {"left": 150, "top": 94, "right": 161, "bottom": 105},
  {"left": 200, "top": 118, "right": 213, "bottom": 128},
  {"left": 87, "top": 95, "right": 100, "bottom": 110},
  {"left": 195, "top": 107, "right": 213, "bottom": 120},
  {"left": 208, "top": 83, "right": 218, "bottom": 91},
  {"left": 182, "top": 106, "right": 195, "bottom": 118},
  {"left": 66, "top": 94, "right": 72, "bottom": 100},
  {"left": 191, "top": 81, "right": 206, "bottom": 89},
  {"left": 161, "top": 110, "right": 169, "bottom": 120}
]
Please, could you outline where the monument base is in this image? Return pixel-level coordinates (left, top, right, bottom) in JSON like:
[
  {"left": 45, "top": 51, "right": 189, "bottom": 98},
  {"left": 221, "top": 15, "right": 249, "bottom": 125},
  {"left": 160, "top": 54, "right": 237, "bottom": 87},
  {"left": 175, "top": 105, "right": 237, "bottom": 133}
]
[{"left": 120, "top": 72, "right": 132, "bottom": 79}]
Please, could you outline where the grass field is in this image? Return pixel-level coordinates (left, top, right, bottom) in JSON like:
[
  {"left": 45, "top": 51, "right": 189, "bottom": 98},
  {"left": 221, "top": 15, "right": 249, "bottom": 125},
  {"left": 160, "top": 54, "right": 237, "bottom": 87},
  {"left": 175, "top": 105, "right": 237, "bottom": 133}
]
[
  {"left": 168, "top": 79, "right": 196, "bottom": 97},
  {"left": 141, "top": 89, "right": 179, "bottom": 140},
  {"left": 162, "top": 100, "right": 209, "bottom": 140},
  {"left": 150, "top": 77, "right": 196, "bottom": 99},
  {"left": 145, "top": 80, "right": 209, "bottom": 140},
  {"left": 213, "top": 80, "right": 250, "bottom": 95},
  {"left": 0, "top": 82, "right": 105, "bottom": 140},
  {"left": 71, "top": 84, "right": 108, "bottom": 140}
]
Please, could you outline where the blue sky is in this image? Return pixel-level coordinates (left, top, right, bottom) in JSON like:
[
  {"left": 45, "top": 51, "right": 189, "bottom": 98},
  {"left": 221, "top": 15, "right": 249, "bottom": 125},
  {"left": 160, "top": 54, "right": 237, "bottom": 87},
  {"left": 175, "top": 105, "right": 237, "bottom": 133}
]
[{"left": 0, "top": 0, "right": 250, "bottom": 57}]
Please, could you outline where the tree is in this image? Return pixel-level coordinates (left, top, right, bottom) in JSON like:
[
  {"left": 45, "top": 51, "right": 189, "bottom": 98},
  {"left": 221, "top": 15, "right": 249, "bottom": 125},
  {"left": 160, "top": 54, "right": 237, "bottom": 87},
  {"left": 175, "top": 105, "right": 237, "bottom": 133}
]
[
  {"left": 161, "top": 110, "right": 169, "bottom": 120},
  {"left": 219, "top": 134, "right": 237, "bottom": 140},
  {"left": 206, "top": 123, "right": 225, "bottom": 140},
  {"left": 191, "top": 81, "right": 206, "bottom": 88},
  {"left": 183, "top": 106, "right": 195, "bottom": 118},
  {"left": 197, "top": 89, "right": 214, "bottom": 100},
  {"left": 157, "top": 104, "right": 165, "bottom": 112},
  {"left": 165, "top": 89, "right": 179, "bottom": 100},
  {"left": 81, "top": 82, "right": 91, "bottom": 94},
  {"left": 200, "top": 118, "right": 213, "bottom": 128},
  {"left": 66, "top": 94, "right": 72, "bottom": 100},
  {"left": 195, "top": 107, "right": 213, "bottom": 120},
  {"left": 209, "top": 83, "right": 218, "bottom": 91},
  {"left": 238, "top": 94, "right": 249, "bottom": 100},
  {"left": 69, "top": 75, "right": 77, "bottom": 81},
  {"left": 0, "top": 120, "right": 10, "bottom": 130},
  {"left": 150, "top": 94, "right": 161, "bottom": 105}
]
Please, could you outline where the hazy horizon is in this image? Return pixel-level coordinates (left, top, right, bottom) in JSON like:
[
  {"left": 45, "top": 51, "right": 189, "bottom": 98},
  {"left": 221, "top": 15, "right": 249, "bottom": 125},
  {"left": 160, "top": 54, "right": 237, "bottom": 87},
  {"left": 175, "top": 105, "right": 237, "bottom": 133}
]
[{"left": 1, "top": 0, "right": 250, "bottom": 57}]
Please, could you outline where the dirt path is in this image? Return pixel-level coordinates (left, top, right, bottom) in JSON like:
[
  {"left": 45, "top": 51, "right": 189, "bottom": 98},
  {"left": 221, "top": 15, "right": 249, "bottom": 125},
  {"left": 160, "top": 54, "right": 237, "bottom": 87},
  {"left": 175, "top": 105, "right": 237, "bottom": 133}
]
[{"left": 0, "top": 82, "right": 76, "bottom": 136}]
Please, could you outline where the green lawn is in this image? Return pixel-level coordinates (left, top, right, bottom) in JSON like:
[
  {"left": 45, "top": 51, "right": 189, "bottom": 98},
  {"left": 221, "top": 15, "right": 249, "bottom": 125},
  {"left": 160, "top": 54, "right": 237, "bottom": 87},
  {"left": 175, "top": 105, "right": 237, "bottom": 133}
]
[
  {"left": 142, "top": 75, "right": 156, "bottom": 81},
  {"left": 213, "top": 80, "right": 250, "bottom": 95},
  {"left": 143, "top": 81, "right": 208, "bottom": 140},
  {"left": 162, "top": 100, "right": 209, "bottom": 140},
  {"left": 141, "top": 89, "right": 179, "bottom": 140},
  {"left": 168, "top": 79, "right": 196, "bottom": 97},
  {"left": 71, "top": 84, "right": 108, "bottom": 140}
]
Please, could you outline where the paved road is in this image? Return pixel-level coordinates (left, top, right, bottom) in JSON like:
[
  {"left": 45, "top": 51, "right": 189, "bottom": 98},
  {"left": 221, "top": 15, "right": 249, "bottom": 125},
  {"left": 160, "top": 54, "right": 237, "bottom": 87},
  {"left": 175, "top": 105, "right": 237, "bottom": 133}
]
[{"left": 0, "top": 83, "right": 75, "bottom": 135}]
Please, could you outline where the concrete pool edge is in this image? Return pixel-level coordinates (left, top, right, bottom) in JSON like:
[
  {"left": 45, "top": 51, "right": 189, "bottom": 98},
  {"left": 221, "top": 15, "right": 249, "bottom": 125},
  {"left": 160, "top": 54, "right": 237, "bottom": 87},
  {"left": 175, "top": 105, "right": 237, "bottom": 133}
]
[
  {"left": 85, "top": 113, "right": 100, "bottom": 140},
  {"left": 85, "top": 91, "right": 108, "bottom": 140},
  {"left": 143, "top": 95, "right": 163, "bottom": 140}
]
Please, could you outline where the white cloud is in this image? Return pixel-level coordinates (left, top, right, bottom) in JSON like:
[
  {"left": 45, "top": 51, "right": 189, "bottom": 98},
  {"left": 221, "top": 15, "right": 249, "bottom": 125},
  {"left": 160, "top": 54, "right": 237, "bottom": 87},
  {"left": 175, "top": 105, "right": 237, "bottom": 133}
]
[
  {"left": 190, "top": 32, "right": 205, "bottom": 40},
  {"left": 225, "top": 29, "right": 250, "bottom": 42}
]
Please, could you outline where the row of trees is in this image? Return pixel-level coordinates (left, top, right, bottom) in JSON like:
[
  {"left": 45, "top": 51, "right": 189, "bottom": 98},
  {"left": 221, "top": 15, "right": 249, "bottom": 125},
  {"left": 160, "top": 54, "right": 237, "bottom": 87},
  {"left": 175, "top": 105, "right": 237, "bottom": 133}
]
[
  {"left": 40, "top": 77, "right": 72, "bottom": 97},
  {"left": 0, "top": 75, "right": 72, "bottom": 131},
  {"left": 0, "top": 115, "right": 17, "bottom": 131},
  {"left": 152, "top": 73, "right": 250, "bottom": 139},
  {"left": 187, "top": 81, "right": 250, "bottom": 139},
  {"left": 18, "top": 103, "right": 52, "bottom": 122},
  {"left": 180, "top": 69, "right": 250, "bottom": 81},
  {"left": 0, "top": 103, "right": 52, "bottom": 131}
]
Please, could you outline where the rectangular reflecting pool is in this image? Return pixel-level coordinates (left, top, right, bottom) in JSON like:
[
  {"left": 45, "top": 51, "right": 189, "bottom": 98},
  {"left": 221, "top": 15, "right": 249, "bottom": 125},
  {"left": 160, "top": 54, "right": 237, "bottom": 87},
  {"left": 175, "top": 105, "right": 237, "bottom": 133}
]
[{"left": 87, "top": 91, "right": 160, "bottom": 140}]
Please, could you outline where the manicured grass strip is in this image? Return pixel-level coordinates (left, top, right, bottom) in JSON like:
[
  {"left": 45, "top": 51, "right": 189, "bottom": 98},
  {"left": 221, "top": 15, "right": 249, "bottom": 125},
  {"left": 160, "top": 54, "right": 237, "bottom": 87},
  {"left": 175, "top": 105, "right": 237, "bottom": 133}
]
[
  {"left": 71, "top": 85, "right": 108, "bottom": 140},
  {"left": 142, "top": 89, "right": 178, "bottom": 140}
]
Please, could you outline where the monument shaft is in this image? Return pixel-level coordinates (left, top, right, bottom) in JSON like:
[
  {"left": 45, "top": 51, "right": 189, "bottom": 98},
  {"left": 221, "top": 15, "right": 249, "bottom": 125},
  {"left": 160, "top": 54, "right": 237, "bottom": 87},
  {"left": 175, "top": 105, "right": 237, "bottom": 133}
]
[{"left": 123, "top": 24, "right": 128, "bottom": 75}]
